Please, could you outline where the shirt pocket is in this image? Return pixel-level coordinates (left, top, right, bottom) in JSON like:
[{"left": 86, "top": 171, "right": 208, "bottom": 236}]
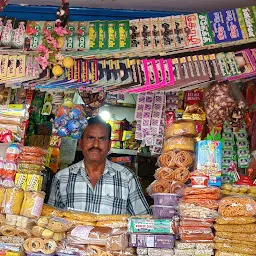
[{"left": 101, "top": 194, "right": 128, "bottom": 214}]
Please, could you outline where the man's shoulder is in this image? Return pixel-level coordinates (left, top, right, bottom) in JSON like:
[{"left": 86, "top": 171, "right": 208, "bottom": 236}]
[
  {"left": 55, "top": 161, "right": 83, "bottom": 178},
  {"left": 108, "top": 160, "right": 136, "bottom": 179}
]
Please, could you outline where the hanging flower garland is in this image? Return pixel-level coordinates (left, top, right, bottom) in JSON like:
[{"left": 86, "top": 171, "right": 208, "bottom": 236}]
[{"left": 35, "top": 0, "right": 74, "bottom": 77}]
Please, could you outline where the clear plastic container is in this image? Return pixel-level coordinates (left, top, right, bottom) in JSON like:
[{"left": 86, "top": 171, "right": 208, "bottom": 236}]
[
  {"left": 152, "top": 193, "right": 179, "bottom": 206},
  {"left": 151, "top": 205, "right": 177, "bottom": 219}
]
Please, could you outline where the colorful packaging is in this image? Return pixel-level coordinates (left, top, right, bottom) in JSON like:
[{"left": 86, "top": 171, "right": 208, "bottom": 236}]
[
  {"left": 1, "top": 18, "right": 15, "bottom": 47},
  {"left": 108, "top": 20, "right": 119, "bottom": 51},
  {"left": 98, "top": 21, "right": 108, "bottom": 51},
  {"left": 89, "top": 21, "right": 100, "bottom": 51},
  {"left": 159, "top": 16, "right": 174, "bottom": 49},
  {"left": 11, "top": 20, "right": 27, "bottom": 49},
  {"left": 119, "top": 20, "right": 130, "bottom": 50},
  {"left": 130, "top": 19, "right": 142, "bottom": 50},
  {"left": 65, "top": 21, "right": 78, "bottom": 51},
  {"left": 78, "top": 21, "right": 89, "bottom": 51},
  {"left": 185, "top": 13, "right": 203, "bottom": 47},
  {"left": 222, "top": 9, "right": 243, "bottom": 42},
  {"left": 198, "top": 12, "right": 215, "bottom": 45},
  {"left": 140, "top": 18, "right": 153, "bottom": 50},
  {"left": 151, "top": 18, "right": 162, "bottom": 49},
  {"left": 236, "top": 7, "right": 256, "bottom": 40},
  {"left": 24, "top": 21, "right": 44, "bottom": 51},
  {"left": 16, "top": 55, "right": 26, "bottom": 78},
  {"left": 209, "top": 11, "right": 229, "bottom": 44},
  {"left": 196, "top": 140, "right": 223, "bottom": 187},
  {"left": 171, "top": 15, "right": 186, "bottom": 48}
]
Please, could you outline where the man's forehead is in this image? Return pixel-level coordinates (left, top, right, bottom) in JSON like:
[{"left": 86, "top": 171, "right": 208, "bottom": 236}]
[{"left": 83, "top": 124, "right": 108, "bottom": 136}]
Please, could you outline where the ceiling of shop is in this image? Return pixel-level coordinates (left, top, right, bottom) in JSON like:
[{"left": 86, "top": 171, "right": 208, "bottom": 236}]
[{"left": 8, "top": 0, "right": 256, "bottom": 12}]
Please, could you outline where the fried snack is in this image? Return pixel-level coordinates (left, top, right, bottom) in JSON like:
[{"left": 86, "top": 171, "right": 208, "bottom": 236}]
[
  {"left": 96, "top": 221, "right": 127, "bottom": 228},
  {"left": 24, "top": 238, "right": 57, "bottom": 254},
  {"left": 20, "top": 191, "right": 45, "bottom": 218},
  {"left": 3, "top": 187, "right": 24, "bottom": 215},
  {"left": 63, "top": 218, "right": 96, "bottom": 227},
  {"left": 216, "top": 231, "right": 256, "bottom": 242},
  {"left": 182, "top": 199, "right": 219, "bottom": 210},
  {"left": 174, "top": 167, "right": 190, "bottom": 183},
  {"left": 165, "top": 120, "right": 197, "bottom": 138},
  {"left": 184, "top": 194, "right": 219, "bottom": 200},
  {"left": 96, "top": 214, "right": 130, "bottom": 221},
  {"left": 63, "top": 210, "right": 97, "bottom": 222},
  {"left": 215, "top": 242, "right": 255, "bottom": 255},
  {"left": 216, "top": 251, "right": 252, "bottom": 256},
  {"left": 21, "top": 146, "right": 48, "bottom": 155},
  {"left": 214, "top": 224, "right": 256, "bottom": 233},
  {"left": 216, "top": 216, "right": 256, "bottom": 225},
  {"left": 150, "top": 180, "right": 170, "bottom": 194},
  {"left": 41, "top": 204, "right": 64, "bottom": 218},
  {"left": 158, "top": 152, "right": 176, "bottom": 167},
  {"left": 1, "top": 225, "right": 31, "bottom": 238},
  {"left": 184, "top": 187, "right": 220, "bottom": 196},
  {"left": 155, "top": 167, "right": 175, "bottom": 181},
  {"left": 163, "top": 136, "right": 195, "bottom": 152},
  {"left": 214, "top": 237, "right": 256, "bottom": 247},
  {"left": 218, "top": 197, "right": 256, "bottom": 217},
  {"left": 170, "top": 180, "right": 185, "bottom": 193},
  {"left": 48, "top": 218, "right": 73, "bottom": 232},
  {"left": 175, "top": 151, "right": 193, "bottom": 167}
]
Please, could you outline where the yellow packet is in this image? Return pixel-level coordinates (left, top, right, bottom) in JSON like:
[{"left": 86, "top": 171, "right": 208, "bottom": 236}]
[
  {"left": 26, "top": 174, "right": 43, "bottom": 191},
  {"left": 15, "top": 173, "right": 27, "bottom": 190}
]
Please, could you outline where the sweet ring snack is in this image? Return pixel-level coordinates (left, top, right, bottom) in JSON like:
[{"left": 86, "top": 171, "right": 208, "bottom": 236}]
[
  {"left": 175, "top": 151, "right": 193, "bottom": 167},
  {"left": 158, "top": 152, "right": 176, "bottom": 167},
  {"left": 1, "top": 225, "right": 16, "bottom": 236},
  {"left": 174, "top": 167, "right": 190, "bottom": 183},
  {"left": 41, "top": 239, "right": 57, "bottom": 254},
  {"left": 150, "top": 180, "right": 170, "bottom": 194},
  {"left": 16, "top": 227, "right": 32, "bottom": 239},
  {"left": 24, "top": 238, "right": 43, "bottom": 253},
  {"left": 155, "top": 167, "right": 174, "bottom": 181}
]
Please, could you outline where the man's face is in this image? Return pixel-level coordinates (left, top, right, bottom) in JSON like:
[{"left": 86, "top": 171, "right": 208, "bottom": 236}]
[{"left": 79, "top": 124, "right": 111, "bottom": 164}]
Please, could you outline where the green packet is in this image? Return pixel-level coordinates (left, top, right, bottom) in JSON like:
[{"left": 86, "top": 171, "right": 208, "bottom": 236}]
[{"left": 128, "top": 218, "right": 177, "bottom": 234}]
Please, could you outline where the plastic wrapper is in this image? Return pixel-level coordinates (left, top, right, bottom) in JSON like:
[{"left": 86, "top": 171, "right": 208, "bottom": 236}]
[
  {"left": 214, "top": 223, "right": 256, "bottom": 233},
  {"left": 214, "top": 237, "right": 256, "bottom": 247},
  {"left": 0, "top": 115, "right": 23, "bottom": 125},
  {"left": 95, "top": 214, "right": 130, "bottom": 221},
  {"left": 181, "top": 198, "right": 219, "bottom": 210},
  {"left": 215, "top": 216, "right": 256, "bottom": 225},
  {"left": 0, "top": 225, "right": 32, "bottom": 239},
  {"left": 21, "top": 146, "right": 48, "bottom": 155},
  {"left": 184, "top": 187, "right": 220, "bottom": 196},
  {"left": 96, "top": 220, "right": 127, "bottom": 228},
  {"left": 216, "top": 231, "right": 256, "bottom": 242},
  {"left": 178, "top": 203, "right": 218, "bottom": 219},
  {"left": 63, "top": 218, "right": 96, "bottom": 227},
  {"left": 32, "top": 225, "right": 66, "bottom": 241},
  {"left": 41, "top": 204, "right": 64, "bottom": 218},
  {"left": 18, "top": 154, "right": 46, "bottom": 165},
  {"left": 151, "top": 193, "right": 179, "bottom": 206},
  {"left": 147, "top": 248, "right": 174, "bottom": 256},
  {"left": 20, "top": 191, "right": 45, "bottom": 218},
  {"left": 179, "top": 217, "right": 214, "bottom": 227},
  {"left": 165, "top": 120, "right": 197, "bottom": 139},
  {"left": 151, "top": 205, "right": 177, "bottom": 219},
  {"left": 23, "top": 238, "right": 57, "bottom": 254},
  {"left": 137, "top": 248, "right": 148, "bottom": 255},
  {"left": 203, "top": 82, "right": 236, "bottom": 128},
  {"left": 215, "top": 242, "right": 256, "bottom": 255},
  {"left": 18, "top": 163, "right": 44, "bottom": 173},
  {"left": 0, "top": 185, "right": 6, "bottom": 212},
  {"left": 218, "top": 196, "right": 256, "bottom": 217},
  {"left": 179, "top": 226, "right": 213, "bottom": 242},
  {"left": 2, "top": 187, "right": 24, "bottom": 215},
  {"left": 56, "top": 240, "right": 87, "bottom": 256},
  {"left": 67, "top": 226, "right": 128, "bottom": 251},
  {"left": 163, "top": 136, "right": 195, "bottom": 152},
  {"left": 129, "top": 234, "right": 175, "bottom": 248},
  {"left": 215, "top": 251, "right": 253, "bottom": 256},
  {"left": 174, "top": 242, "right": 214, "bottom": 250},
  {"left": 63, "top": 210, "right": 97, "bottom": 222},
  {"left": 5, "top": 214, "right": 34, "bottom": 228},
  {"left": 128, "top": 218, "right": 178, "bottom": 234}
]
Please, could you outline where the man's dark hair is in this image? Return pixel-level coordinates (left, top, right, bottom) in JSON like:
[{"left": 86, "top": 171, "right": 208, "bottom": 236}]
[{"left": 86, "top": 116, "right": 112, "bottom": 140}]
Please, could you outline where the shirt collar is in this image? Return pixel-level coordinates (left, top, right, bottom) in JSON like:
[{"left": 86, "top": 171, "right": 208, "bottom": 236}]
[{"left": 71, "top": 159, "right": 116, "bottom": 177}]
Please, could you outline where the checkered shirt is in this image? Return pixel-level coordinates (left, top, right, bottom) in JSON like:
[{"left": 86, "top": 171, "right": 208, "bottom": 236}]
[{"left": 48, "top": 160, "right": 151, "bottom": 215}]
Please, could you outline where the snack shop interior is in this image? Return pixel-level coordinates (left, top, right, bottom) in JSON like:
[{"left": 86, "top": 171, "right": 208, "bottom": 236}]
[{"left": 0, "top": 0, "right": 256, "bottom": 255}]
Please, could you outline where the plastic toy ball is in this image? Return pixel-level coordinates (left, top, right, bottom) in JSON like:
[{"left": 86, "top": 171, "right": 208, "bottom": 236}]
[
  {"left": 58, "top": 126, "right": 70, "bottom": 137},
  {"left": 69, "top": 108, "right": 81, "bottom": 119},
  {"left": 67, "top": 120, "right": 81, "bottom": 132},
  {"left": 71, "top": 130, "right": 82, "bottom": 139}
]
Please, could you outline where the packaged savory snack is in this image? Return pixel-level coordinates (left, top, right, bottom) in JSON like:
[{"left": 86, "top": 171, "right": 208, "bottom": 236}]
[
  {"left": 163, "top": 136, "right": 195, "bottom": 152},
  {"left": 165, "top": 120, "right": 197, "bottom": 138},
  {"left": 151, "top": 193, "right": 179, "bottom": 206},
  {"left": 215, "top": 216, "right": 256, "bottom": 225},
  {"left": 151, "top": 205, "right": 177, "bottom": 219},
  {"left": 214, "top": 223, "right": 256, "bottom": 233}
]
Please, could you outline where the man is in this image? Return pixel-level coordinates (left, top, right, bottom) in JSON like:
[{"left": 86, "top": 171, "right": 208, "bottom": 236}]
[{"left": 48, "top": 116, "right": 151, "bottom": 215}]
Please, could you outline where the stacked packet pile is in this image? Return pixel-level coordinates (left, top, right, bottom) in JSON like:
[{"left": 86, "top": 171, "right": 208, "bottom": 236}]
[
  {"left": 214, "top": 196, "right": 256, "bottom": 256},
  {"left": 148, "top": 120, "right": 197, "bottom": 195},
  {"left": 176, "top": 187, "right": 219, "bottom": 256},
  {"left": 128, "top": 216, "right": 177, "bottom": 255}
]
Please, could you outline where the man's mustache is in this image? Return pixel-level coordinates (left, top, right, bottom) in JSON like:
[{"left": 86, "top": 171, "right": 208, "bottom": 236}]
[{"left": 89, "top": 148, "right": 102, "bottom": 152}]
